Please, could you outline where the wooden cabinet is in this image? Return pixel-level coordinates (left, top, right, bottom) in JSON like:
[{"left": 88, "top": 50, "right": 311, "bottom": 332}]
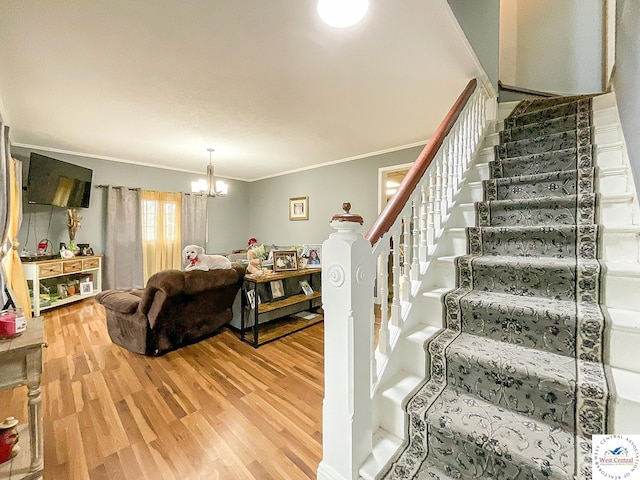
[
  {"left": 22, "top": 256, "right": 103, "bottom": 316},
  {"left": 241, "top": 267, "right": 322, "bottom": 347},
  {"left": 0, "top": 317, "right": 44, "bottom": 480}
]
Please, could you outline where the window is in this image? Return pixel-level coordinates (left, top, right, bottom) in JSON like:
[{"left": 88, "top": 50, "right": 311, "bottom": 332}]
[{"left": 141, "top": 191, "right": 182, "bottom": 282}]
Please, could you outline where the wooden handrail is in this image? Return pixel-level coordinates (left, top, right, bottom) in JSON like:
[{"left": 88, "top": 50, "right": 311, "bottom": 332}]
[{"left": 365, "top": 79, "right": 478, "bottom": 245}]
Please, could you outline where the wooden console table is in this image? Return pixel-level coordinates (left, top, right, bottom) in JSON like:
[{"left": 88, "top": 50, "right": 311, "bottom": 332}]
[
  {"left": 22, "top": 255, "right": 102, "bottom": 316},
  {"left": 241, "top": 267, "right": 322, "bottom": 346},
  {"left": 0, "top": 317, "right": 44, "bottom": 480}
]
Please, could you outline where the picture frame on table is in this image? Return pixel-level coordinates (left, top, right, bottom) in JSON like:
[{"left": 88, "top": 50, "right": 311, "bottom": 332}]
[
  {"left": 270, "top": 279, "right": 285, "bottom": 299},
  {"left": 79, "top": 282, "right": 93, "bottom": 295},
  {"left": 273, "top": 250, "right": 298, "bottom": 273},
  {"left": 302, "top": 244, "right": 322, "bottom": 267},
  {"left": 289, "top": 196, "right": 309, "bottom": 221},
  {"left": 299, "top": 280, "right": 314, "bottom": 296},
  {"left": 246, "top": 289, "right": 259, "bottom": 309}
]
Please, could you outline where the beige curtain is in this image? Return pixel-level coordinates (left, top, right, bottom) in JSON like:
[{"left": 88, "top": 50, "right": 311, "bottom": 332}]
[
  {"left": 141, "top": 190, "right": 182, "bottom": 283},
  {"left": 1, "top": 157, "right": 32, "bottom": 316},
  {"left": 181, "top": 193, "right": 208, "bottom": 250},
  {"left": 104, "top": 186, "right": 143, "bottom": 290}
]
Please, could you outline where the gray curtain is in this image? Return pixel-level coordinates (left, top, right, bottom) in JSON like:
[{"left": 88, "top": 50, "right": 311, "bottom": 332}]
[
  {"left": 104, "top": 186, "right": 143, "bottom": 290},
  {"left": 0, "top": 124, "right": 12, "bottom": 306},
  {"left": 181, "top": 193, "right": 208, "bottom": 250}
]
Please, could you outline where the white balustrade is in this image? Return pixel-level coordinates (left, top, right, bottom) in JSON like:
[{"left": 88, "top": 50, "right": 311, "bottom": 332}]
[{"left": 320, "top": 80, "right": 495, "bottom": 480}]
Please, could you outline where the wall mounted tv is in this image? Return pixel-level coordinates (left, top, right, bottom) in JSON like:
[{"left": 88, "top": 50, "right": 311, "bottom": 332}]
[{"left": 26, "top": 153, "right": 93, "bottom": 208}]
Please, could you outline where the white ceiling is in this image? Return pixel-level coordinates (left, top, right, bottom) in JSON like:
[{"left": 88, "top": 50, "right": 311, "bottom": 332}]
[{"left": 0, "top": 0, "right": 484, "bottom": 181}]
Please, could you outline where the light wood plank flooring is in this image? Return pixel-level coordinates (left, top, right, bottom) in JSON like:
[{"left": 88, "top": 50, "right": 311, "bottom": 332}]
[{"left": 0, "top": 299, "right": 324, "bottom": 480}]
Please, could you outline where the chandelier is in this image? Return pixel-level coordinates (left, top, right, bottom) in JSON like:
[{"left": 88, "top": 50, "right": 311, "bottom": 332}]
[{"left": 192, "top": 148, "right": 228, "bottom": 197}]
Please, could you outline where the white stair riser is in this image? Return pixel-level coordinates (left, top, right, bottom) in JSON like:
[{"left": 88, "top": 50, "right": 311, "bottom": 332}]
[
  {"left": 421, "top": 294, "right": 445, "bottom": 328},
  {"left": 593, "top": 107, "right": 619, "bottom": 128},
  {"left": 376, "top": 395, "right": 407, "bottom": 438},
  {"left": 595, "top": 125, "right": 622, "bottom": 145},
  {"left": 596, "top": 145, "right": 625, "bottom": 168},
  {"left": 456, "top": 183, "right": 484, "bottom": 204},
  {"left": 443, "top": 230, "right": 467, "bottom": 257},
  {"left": 612, "top": 398, "right": 640, "bottom": 435},
  {"left": 400, "top": 339, "right": 429, "bottom": 378},
  {"left": 464, "top": 163, "right": 491, "bottom": 183},
  {"left": 601, "top": 231, "right": 640, "bottom": 263},
  {"left": 603, "top": 274, "right": 640, "bottom": 310},
  {"left": 598, "top": 172, "right": 630, "bottom": 193},
  {"left": 599, "top": 201, "right": 634, "bottom": 227},
  {"left": 447, "top": 204, "right": 476, "bottom": 227},
  {"left": 609, "top": 327, "right": 640, "bottom": 371}
]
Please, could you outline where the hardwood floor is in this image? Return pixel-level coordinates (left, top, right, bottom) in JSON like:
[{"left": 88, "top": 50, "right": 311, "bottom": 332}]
[{"left": 0, "top": 299, "right": 324, "bottom": 480}]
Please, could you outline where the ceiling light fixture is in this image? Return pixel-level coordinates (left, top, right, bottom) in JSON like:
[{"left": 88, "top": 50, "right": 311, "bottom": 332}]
[
  {"left": 317, "top": 0, "right": 369, "bottom": 28},
  {"left": 192, "top": 148, "right": 228, "bottom": 197}
]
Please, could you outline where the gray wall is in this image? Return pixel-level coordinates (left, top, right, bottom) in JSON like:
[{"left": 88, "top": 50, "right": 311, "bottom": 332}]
[
  {"left": 13, "top": 144, "right": 424, "bottom": 259},
  {"left": 448, "top": 0, "right": 500, "bottom": 91},
  {"left": 13, "top": 146, "right": 251, "bottom": 256},
  {"left": 514, "top": 0, "right": 603, "bottom": 94},
  {"left": 613, "top": 0, "right": 640, "bottom": 196},
  {"left": 249, "top": 146, "right": 425, "bottom": 246}
]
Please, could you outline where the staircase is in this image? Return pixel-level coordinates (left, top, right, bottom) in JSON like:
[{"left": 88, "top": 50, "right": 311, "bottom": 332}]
[
  {"left": 376, "top": 95, "right": 628, "bottom": 480},
  {"left": 318, "top": 82, "right": 640, "bottom": 480}
]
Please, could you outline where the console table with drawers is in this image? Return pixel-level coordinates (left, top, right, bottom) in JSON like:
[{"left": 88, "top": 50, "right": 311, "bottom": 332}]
[{"left": 21, "top": 256, "right": 102, "bottom": 316}]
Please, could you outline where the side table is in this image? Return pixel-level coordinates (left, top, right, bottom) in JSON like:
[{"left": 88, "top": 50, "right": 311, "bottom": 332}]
[{"left": 0, "top": 317, "right": 44, "bottom": 480}]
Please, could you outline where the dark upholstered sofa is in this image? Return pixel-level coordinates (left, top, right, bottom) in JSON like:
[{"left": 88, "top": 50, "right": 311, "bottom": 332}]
[{"left": 95, "top": 264, "right": 245, "bottom": 355}]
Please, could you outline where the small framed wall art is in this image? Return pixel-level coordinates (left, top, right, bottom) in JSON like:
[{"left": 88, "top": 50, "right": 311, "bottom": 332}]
[{"left": 289, "top": 196, "right": 309, "bottom": 221}]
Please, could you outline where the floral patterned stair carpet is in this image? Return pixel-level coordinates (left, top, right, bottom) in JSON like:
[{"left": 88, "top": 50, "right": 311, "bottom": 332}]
[{"left": 382, "top": 96, "right": 609, "bottom": 480}]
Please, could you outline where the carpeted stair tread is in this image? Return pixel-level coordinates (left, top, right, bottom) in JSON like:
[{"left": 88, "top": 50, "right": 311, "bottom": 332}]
[
  {"left": 500, "top": 113, "right": 591, "bottom": 143},
  {"left": 484, "top": 170, "right": 581, "bottom": 201},
  {"left": 491, "top": 147, "right": 590, "bottom": 178},
  {"left": 459, "top": 290, "right": 576, "bottom": 356},
  {"left": 495, "top": 128, "right": 591, "bottom": 160},
  {"left": 457, "top": 254, "right": 602, "bottom": 301},
  {"left": 507, "top": 95, "right": 595, "bottom": 118},
  {"left": 415, "top": 459, "right": 467, "bottom": 480},
  {"left": 446, "top": 333, "right": 576, "bottom": 430},
  {"left": 476, "top": 194, "right": 593, "bottom": 227},
  {"left": 424, "top": 388, "right": 575, "bottom": 480},
  {"left": 504, "top": 99, "right": 591, "bottom": 129},
  {"left": 468, "top": 224, "right": 580, "bottom": 258}
]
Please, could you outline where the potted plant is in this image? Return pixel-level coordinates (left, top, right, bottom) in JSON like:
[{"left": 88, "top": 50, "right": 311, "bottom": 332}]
[{"left": 67, "top": 280, "right": 79, "bottom": 295}]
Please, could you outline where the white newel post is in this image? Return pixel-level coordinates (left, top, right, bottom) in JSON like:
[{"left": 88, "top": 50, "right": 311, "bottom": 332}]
[{"left": 317, "top": 203, "right": 374, "bottom": 480}]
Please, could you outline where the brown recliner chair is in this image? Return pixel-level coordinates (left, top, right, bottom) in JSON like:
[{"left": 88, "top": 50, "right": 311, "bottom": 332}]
[{"left": 95, "top": 264, "right": 245, "bottom": 355}]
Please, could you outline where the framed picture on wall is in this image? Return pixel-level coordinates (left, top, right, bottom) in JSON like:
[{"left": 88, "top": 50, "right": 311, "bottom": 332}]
[{"left": 289, "top": 196, "right": 309, "bottom": 221}]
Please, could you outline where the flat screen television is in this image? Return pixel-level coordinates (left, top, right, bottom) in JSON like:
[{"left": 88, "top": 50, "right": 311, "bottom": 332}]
[{"left": 26, "top": 153, "right": 93, "bottom": 208}]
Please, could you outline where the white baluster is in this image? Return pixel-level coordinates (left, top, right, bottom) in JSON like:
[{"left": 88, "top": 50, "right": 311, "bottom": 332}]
[
  {"left": 401, "top": 213, "right": 410, "bottom": 302},
  {"left": 449, "top": 135, "right": 458, "bottom": 194},
  {"left": 391, "top": 229, "right": 401, "bottom": 326},
  {"left": 411, "top": 197, "right": 420, "bottom": 281},
  {"left": 377, "top": 251, "right": 389, "bottom": 354},
  {"left": 445, "top": 139, "right": 454, "bottom": 205},
  {"left": 419, "top": 183, "right": 428, "bottom": 261},
  {"left": 434, "top": 159, "right": 442, "bottom": 231},
  {"left": 427, "top": 171, "right": 435, "bottom": 246},
  {"left": 440, "top": 149, "right": 449, "bottom": 215}
]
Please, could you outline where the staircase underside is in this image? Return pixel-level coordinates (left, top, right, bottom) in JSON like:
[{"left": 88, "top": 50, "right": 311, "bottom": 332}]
[{"left": 380, "top": 96, "right": 610, "bottom": 480}]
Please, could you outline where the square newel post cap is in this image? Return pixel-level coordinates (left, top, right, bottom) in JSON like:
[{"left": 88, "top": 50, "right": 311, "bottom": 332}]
[{"left": 330, "top": 202, "right": 363, "bottom": 231}]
